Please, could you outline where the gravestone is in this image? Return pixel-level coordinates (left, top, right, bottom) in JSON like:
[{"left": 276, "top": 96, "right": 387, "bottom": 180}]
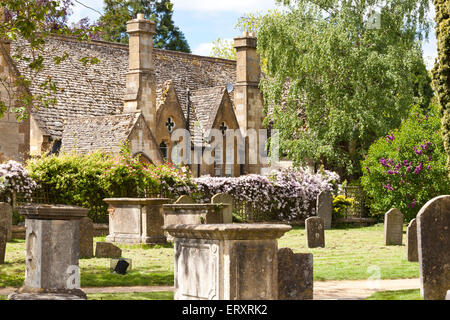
[
  {"left": 211, "top": 193, "right": 233, "bottom": 223},
  {"left": 79, "top": 217, "right": 94, "bottom": 258},
  {"left": 0, "top": 225, "right": 6, "bottom": 264},
  {"left": 174, "top": 195, "right": 195, "bottom": 204},
  {"left": 8, "top": 204, "right": 88, "bottom": 300},
  {"left": 316, "top": 190, "right": 332, "bottom": 229},
  {"left": 95, "top": 242, "right": 122, "bottom": 258},
  {"left": 384, "top": 208, "right": 403, "bottom": 245},
  {"left": 164, "top": 223, "right": 291, "bottom": 300},
  {"left": 417, "top": 195, "right": 450, "bottom": 300},
  {"left": 406, "top": 218, "right": 418, "bottom": 262},
  {"left": 277, "top": 248, "right": 313, "bottom": 300},
  {"left": 0, "top": 202, "right": 12, "bottom": 241},
  {"left": 104, "top": 198, "right": 171, "bottom": 244},
  {"left": 446, "top": 290, "right": 450, "bottom": 300},
  {"left": 305, "top": 216, "right": 325, "bottom": 248}
]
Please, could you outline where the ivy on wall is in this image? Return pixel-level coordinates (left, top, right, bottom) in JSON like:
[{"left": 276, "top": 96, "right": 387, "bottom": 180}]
[{"left": 432, "top": 0, "right": 450, "bottom": 171}]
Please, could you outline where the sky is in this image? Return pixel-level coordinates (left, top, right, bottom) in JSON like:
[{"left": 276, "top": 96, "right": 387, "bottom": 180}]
[{"left": 68, "top": 0, "right": 438, "bottom": 69}]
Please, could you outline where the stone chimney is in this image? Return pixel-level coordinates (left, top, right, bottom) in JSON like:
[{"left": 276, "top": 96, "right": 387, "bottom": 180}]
[
  {"left": 124, "top": 13, "right": 157, "bottom": 133},
  {"left": 233, "top": 32, "right": 264, "bottom": 136},
  {"left": 234, "top": 32, "right": 265, "bottom": 173}
]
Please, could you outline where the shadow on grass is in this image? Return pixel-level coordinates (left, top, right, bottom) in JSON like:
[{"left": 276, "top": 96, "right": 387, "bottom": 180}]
[
  {"left": 81, "top": 269, "right": 174, "bottom": 287},
  {"left": 88, "top": 291, "right": 174, "bottom": 300}
]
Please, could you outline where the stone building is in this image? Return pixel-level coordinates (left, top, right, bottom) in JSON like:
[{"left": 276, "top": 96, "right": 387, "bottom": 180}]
[{"left": 0, "top": 14, "right": 266, "bottom": 177}]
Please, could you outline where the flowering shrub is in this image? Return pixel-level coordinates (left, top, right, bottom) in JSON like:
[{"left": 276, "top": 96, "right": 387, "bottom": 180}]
[
  {"left": 26, "top": 150, "right": 197, "bottom": 222},
  {"left": 0, "top": 160, "right": 37, "bottom": 202},
  {"left": 332, "top": 195, "right": 355, "bottom": 218},
  {"left": 194, "top": 167, "right": 339, "bottom": 221},
  {"left": 361, "top": 104, "right": 450, "bottom": 221}
]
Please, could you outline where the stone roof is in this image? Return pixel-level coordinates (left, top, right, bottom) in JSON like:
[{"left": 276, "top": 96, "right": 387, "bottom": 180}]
[
  {"left": 10, "top": 36, "right": 237, "bottom": 139},
  {"left": 190, "top": 86, "right": 226, "bottom": 132},
  {"left": 61, "top": 113, "right": 140, "bottom": 154}
]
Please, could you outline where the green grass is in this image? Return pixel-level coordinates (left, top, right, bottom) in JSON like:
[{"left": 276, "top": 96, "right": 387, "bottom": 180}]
[
  {"left": 0, "top": 224, "right": 419, "bottom": 289},
  {"left": 0, "top": 295, "right": 6, "bottom": 300},
  {"left": 366, "top": 289, "right": 422, "bottom": 300},
  {"left": 87, "top": 291, "right": 173, "bottom": 300}
]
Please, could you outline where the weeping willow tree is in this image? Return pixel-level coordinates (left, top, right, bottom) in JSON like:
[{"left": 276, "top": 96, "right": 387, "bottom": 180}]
[{"left": 432, "top": 0, "right": 450, "bottom": 171}]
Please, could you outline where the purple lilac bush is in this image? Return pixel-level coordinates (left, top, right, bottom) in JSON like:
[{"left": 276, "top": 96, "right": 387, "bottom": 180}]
[
  {"left": 194, "top": 168, "right": 339, "bottom": 220},
  {"left": 0, "top": 160, "right": 37, "bottom": 201}
]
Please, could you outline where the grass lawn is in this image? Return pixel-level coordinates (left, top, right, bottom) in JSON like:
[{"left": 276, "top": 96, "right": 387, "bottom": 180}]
[
  {"left": 366, "top": 289, "right": 422, "bottom": 300},
  {"left": 0, "top": 224, "right": 419, "bottom": 289},
  {"left": 87, "top": 291, "right": 173, "bottom": 300}
]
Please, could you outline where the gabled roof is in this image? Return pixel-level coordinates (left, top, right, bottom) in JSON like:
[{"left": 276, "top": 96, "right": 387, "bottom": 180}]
[
  {"left": 190, "top": 86, "right": 227, "bottom": 132},
  {"left": 10, "top": 36, "right": 236, "bottom": 139},
  {"left": 61, "top": 113, "right": 141, "bottom": 154}
]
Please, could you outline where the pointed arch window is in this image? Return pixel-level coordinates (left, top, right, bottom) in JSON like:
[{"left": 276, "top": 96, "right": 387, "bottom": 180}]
[{"left": 160, "top": 141, "right": 168, "bottom": 161}]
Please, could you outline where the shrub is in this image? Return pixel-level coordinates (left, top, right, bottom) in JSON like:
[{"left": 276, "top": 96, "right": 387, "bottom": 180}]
[
  {"left": 0, "top": 160, "right": 37, "bottom": 202},
  {"left": 194, "top": 167, "right": 339, "bottom": 221},
  {"left": 26, "top": 152, "right": 114, "bottom": 223},
  {"left": 361, "top": 104, "right": 450, "bottom": 221},
  {"left": 332, "top": 195, "right": 355, "bottom": 218}
]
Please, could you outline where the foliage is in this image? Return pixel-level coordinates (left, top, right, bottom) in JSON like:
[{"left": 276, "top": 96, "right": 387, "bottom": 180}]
[
  {"left": 194, "top": 167, "right": 339, "bottom": 221},
  {"left": 209, "top": 38, "right": 236, "bottom": 60},
  {"left": 24, "top": 149, "right": 196, "bottom": 222},
  {"left": 361, "top": 104, "right": 450, "bottom": 221},
  {"left": 26, "top": 152, "right": 113, "bottom": 222},
  {"left": 0, "top": 0, "right": 100, "bottom": 120},
  {"left": 257, "top": 0, "right": 433, "bottom": 179},
  {"left": 0, "top": 160, "right": 37, "bottom": 201},
  {"left": 98, "top": 0, "right": 190, "bottom": 52},
  {"left": 332, "top": 195, "right": 354, "bottom": 218},
  {"left": 432, "top": 0, "right": 450, "bottom": 171}
]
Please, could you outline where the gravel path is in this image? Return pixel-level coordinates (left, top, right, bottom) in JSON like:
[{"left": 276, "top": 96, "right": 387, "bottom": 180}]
[{"left": 0, "top": 279, "right": 420, "bottom": 300}]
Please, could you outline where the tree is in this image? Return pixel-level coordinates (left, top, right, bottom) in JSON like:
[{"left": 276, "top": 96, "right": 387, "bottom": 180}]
[
  {"left": 0, "top": 0, "right": 99, "bottom": 120},
  {"left": 209, "top": 38, "right": 236, "bottom": 60},
  {"left": 432, "top": 0, "right": 450, "bottom": 172},
  {"left": 257, "top": 0, "right": 433, "bottom": 180},
  {"left": 98, "top": 0, "right": 190, "bottom": 53}
]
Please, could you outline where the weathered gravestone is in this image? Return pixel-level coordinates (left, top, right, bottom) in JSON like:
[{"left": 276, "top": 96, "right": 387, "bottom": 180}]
[
  {"left": 0, "top": 225, "right": 6, "bottom": 264},
  {"left": 95, "top": 242, "right": 122, "bottom": 258},
  {"left": 305, "top": 216, "right": 325, "bottom": 248},
  {"left": 211, "top": 193, "right": 233, "bottom": 223},
  {"left": 79, "top": 217, "right": 94, "bottom": 258},
  {"left": 8, "top": 204, "right": 88, "bottom": 300},
  {"left": 384, "top": 208, "right": 403, "bottom": 246},
  {"left": 277, "top": 247, "right": 313, "bottom": 300},
  {"left": 0, "top": 202, "right": 12, "bottom": 241},
  {"left": 104, "top": 198, "right": 171, "bottom": 244},
  {"left": 164, "top": 224, "right": 291, "bottom": 300},
  {"left": 174, "top": 195, "right": 195, "bottom": 204},
  {"left": 417, "top": 195, "right": 450, "bottom": 300},
  {"left": 446, "top": 290, "right": 450, "bottom": 300},
  {"left": 316, "top": 190, "right": 332, "bottom": 229},
  {"left": 406, "top": 218, "right": 418, "bottom": 262}
]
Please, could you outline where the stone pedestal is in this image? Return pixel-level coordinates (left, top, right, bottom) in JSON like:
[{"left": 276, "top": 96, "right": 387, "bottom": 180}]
[
  {"left": 104, "top": 198, "right": 171, "bottom": 244},
  {"left": 163, "top": 203, "right": 231, "bottom": 225},
  {"left": 417, "top": 195, "right": 450, "bottom": 300},
  {"left": 8, "top": 204, "right": 88, "bottom": 300},
  {"left": 79, "top": 217, "right": 94, "bottom": 258},
  {"left": 164, "top": 224, "right": 291, "bottom": 300}
]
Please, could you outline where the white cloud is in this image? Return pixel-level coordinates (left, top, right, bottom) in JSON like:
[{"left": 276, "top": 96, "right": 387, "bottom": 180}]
[
  {"left": 192, "top": 42, "right": 214, "bottom": 56},
  {"left": 171, "top": 0, "right": 279, "bottom": 13}
]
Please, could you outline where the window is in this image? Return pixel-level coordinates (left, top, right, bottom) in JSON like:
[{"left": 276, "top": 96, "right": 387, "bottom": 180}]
[
  {"left": 214, "top": 145, "right": 223, "bottom": 177},
  {"left": 165, "top": 117, "right": 175, "bottom": 133},
  {"left": 160, "top": 141, "right": 168, "bottom": 161}
]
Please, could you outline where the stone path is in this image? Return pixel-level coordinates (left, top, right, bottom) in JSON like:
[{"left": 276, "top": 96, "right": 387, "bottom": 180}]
[{"left": 0, "top": 279, "right": 420, "bottom": 300}]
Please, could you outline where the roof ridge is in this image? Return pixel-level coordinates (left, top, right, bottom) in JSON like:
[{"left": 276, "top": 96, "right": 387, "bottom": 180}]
[{"left": 41, "top": 35, "right": 237, "bottom": 65}]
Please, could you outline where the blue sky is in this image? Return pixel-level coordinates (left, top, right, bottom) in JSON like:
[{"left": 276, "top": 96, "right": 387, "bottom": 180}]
[{"left": 69, "top": 0, "right": 437, "bottom": 69}]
